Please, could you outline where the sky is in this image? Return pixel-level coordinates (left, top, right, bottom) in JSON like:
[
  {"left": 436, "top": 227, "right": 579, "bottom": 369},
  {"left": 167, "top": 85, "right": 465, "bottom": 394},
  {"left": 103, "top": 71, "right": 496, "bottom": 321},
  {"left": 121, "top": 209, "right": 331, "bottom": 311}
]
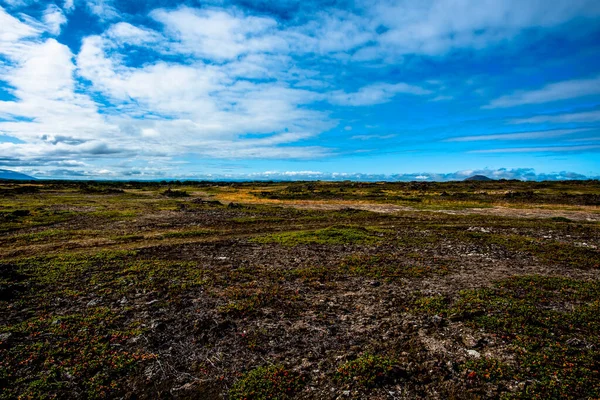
[{"left": 0, "top": 0, "right": 599, "bottom": 181}]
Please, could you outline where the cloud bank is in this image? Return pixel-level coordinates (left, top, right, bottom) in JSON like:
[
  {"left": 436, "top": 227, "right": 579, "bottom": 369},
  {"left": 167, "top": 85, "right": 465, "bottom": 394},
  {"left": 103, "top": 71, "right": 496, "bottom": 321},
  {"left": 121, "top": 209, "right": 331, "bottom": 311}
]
[{"left": 0, "top": 0, "right": 599, "bottom": 178}]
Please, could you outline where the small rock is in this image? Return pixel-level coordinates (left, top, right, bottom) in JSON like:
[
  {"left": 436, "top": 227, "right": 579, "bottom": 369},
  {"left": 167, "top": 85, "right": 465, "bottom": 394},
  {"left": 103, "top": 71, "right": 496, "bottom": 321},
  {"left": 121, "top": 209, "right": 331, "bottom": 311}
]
[
  {"left": 172, "top": 382, "right": 196, "bottom": 392},
  {"left": 462, "top": 335, "right": 478, "bottom": 348},
  {"left": 466, "top": 349, "right": 481, "bottom": 358},
  {"left": 151, "top": 321, "right": 166, "bottom": 331},
  {"left": 431, "top": 314, "right": 443, "bottom": 326},
  {"left": 86, "top": 299, "right": 99, "bottom": 307},
  {"left": 566, "top": 338, "right": 587, "bottom": 348},
  {"left": 447, "top": 360, "right": 458, "bottom": 372}
]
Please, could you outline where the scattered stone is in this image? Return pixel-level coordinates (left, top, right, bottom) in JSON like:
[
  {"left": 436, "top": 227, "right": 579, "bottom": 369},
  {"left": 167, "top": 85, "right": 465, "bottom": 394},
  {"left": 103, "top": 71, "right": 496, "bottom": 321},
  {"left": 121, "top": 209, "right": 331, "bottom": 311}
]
[
  {"left": 431, "top": 315, "right": 444, "bottom": 327},
  {"left": 566, "top": 338, "right": 587, "bottom": 348},
  {"left": 86, "top": 298, "right": 99, "bottom": 307},
  {"left": 466, "top": 349, "right": 481, "bottom": 358},
  {"left": 151, "top": 321, "right": 166, "bottom": 331}
]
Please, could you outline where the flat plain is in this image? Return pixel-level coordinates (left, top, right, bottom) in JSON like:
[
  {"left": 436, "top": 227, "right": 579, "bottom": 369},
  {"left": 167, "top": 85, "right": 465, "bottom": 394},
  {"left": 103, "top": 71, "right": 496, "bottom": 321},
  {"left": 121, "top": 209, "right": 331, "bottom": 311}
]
[{"left": 1, "top": 180, "right": 599, "bottom": 399}]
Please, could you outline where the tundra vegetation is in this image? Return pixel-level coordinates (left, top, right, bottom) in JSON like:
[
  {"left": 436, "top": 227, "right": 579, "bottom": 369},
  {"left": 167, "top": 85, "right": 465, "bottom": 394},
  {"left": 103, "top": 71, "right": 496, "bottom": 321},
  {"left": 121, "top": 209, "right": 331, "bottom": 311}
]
[{"left": 0, "top": 179, "right": 599, "bottom": 399}]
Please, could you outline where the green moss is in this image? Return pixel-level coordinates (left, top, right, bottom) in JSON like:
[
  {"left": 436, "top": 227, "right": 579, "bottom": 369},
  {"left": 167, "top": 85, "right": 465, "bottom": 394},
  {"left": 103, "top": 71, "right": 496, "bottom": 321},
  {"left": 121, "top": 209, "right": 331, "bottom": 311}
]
[
  {"left": 413, "top": 295, "right": 449, "bottom": 315},
  {"left": 161, "top": 229, "right": 213, "bottom": 239},
  {"left": 463, "top": 358, "right": 513, "bottom": 383},
  {"left": 229, "top": 365, "right": 303, "bottom": 400},
  {"left": 251, "top": 226, "right": 382, "bottom": 246},
  {"left": 335, "top": 354, "right": 397, "bottom": 388},
  {"left": 341, "top": 253, "right": 451, "bottom": 280},
  {"left": 161, "top": 189, "right": 189, "bottom": 197},
  {"left": 87, "top": 210, "right": 139, "bottom": 220},
  {"left": 443, "top": 275, "right": 600, "bottom": 399},
  {"left": 217, "top": 285, "right": 298, "bottom": 317},
  {"left": 0, "top": 307, "right": 152, "bottom": 399},
  {"left": 110, "top": 234, "right": 145, "bottom": 242},
  {"left": 5, "top": 229, "right": 72, "bottom": 243}
]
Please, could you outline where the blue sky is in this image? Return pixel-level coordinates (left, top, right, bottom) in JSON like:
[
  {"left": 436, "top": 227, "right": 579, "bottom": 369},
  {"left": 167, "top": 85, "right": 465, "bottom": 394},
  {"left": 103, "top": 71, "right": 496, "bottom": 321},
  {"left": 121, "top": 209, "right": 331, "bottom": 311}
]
[{"left": 0, "top": 0, "right": 599, "bottom": 180}]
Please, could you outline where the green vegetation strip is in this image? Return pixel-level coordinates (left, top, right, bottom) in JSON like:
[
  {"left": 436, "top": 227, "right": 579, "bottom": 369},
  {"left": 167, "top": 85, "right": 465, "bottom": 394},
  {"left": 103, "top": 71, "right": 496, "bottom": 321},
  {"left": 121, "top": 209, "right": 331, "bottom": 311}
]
[{"left": 251, "top": 226, "right": 384, "bottom": 246}]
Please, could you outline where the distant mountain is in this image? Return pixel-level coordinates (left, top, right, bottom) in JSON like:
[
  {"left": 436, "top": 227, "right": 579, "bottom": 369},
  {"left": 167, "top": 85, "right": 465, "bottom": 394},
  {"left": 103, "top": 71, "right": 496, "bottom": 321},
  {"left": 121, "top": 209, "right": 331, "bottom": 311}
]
[
  {"left": 464, "top": 175, "right": 493, "bottom": 181},
  {"left": 0, "top": 169, "right": 36, "bottom": 180}
]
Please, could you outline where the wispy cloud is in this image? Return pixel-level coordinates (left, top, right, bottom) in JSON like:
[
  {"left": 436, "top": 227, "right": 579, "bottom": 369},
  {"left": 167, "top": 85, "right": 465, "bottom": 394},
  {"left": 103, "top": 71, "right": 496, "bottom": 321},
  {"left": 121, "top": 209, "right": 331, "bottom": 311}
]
[
  {"left": 365, "top": 0, "right": 600, "bottom": 59},
  {"left": 485, "top": 76, "right": 600, "bottom": 108},
  {"left": 510, "top": 110, "right": 600, "bottom": 124},
  {"left": 446, "top": 128, "right": 592, "bottom": 142},
  {"left": 85, "top": 0, "right": 119, "bottom": 21},
  {"left": 470, "top": 145, "right": 600, "bottom": 153},
  {"left": 330, "top": 83, "right": 431, "bottom": 106},
  {"left": 431, "top": 95, "right": 453, "bottom": 102},
  {"left": 351, "top": 134, "right": 396, "bottom": 140}
]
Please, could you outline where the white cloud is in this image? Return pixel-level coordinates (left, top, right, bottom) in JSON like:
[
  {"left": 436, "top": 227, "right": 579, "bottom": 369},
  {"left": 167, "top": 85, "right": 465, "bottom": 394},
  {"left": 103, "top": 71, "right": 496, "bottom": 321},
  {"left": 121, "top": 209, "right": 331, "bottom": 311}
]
[
  {"left": 510, "top": 110, "right": 600, "bottom": 124},
  {"left": 75, "top": 26, "right": 332, "bottom": 141},
  {"left": 330, "top": 83, "right": 432, "bottom": 106},
  {"left": 105, "top": 22, "right": 162, "bottom": 46},
  {"left": 485, "top": 76, "right": 600, "bottom": 108},
  {"left": 1, "top": 0, "right": 30, "bottom": 6},
  {"left": 86, "top": 0, "right": 119, "bottom": 21},
  {"left": 4, "top": 38, "right": 75, "bottom": 100},
  {"left": 63, "top": 0, "right": 75, "bottom": 13},
  {"left": 0, "top": 16, "right": 124, "bottom": 163},
  {"left": 43, "top": 4, "right": 67, "bottom": 35},
  {"left": 363, "top": 0, "right": 600, "bottom": 59},
  {"left": 151, "top": 7, "right": 286, "bottom": 61},
  {"left": 0, "top": 7, "right": 42, "bottom": 56},
  {"left": 293, "top": 10, "right": 376, "bottom": 55}
]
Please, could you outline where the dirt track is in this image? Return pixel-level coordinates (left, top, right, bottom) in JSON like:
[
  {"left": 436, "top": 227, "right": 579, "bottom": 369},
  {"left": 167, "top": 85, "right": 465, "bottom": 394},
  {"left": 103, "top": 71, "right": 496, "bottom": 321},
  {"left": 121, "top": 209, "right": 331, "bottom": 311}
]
[{"left": 273, "top": 201, "right": 600, "bottom": 222}]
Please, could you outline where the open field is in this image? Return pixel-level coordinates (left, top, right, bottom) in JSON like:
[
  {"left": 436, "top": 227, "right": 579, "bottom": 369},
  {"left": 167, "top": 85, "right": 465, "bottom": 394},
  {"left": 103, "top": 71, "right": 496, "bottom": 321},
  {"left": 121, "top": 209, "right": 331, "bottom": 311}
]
[{"left": 1, "top": 180, "right": 599, "bottom": 399}]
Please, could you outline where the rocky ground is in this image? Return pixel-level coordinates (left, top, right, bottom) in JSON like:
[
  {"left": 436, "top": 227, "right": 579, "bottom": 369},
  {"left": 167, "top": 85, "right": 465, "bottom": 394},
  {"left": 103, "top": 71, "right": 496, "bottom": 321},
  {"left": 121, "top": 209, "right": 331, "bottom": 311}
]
[{"left": 1, "top": 181, "right": 599, "bottom": 399}]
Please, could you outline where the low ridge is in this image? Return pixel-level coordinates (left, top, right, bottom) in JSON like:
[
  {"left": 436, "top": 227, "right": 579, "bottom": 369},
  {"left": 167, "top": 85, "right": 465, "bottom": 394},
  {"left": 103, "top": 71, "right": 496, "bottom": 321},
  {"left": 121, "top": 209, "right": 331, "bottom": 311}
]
[
  {"left": 0, "top": 169, "right": 36, "bottom": 180},
  {"left": 464, "top": 174, "right": 493, "bottom": 181}
]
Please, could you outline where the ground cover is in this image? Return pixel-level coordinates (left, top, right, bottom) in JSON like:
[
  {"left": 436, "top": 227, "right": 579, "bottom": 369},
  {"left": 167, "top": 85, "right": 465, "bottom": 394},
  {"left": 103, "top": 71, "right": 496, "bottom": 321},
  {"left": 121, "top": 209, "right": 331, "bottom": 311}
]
[{"left": 1, "top": 180, "right": 599, "bottom": 398}]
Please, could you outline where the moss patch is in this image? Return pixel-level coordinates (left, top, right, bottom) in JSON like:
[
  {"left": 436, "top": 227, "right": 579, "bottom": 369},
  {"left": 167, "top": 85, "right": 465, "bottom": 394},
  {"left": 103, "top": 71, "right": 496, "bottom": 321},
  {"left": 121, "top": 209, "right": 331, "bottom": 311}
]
[
  {"left": 229, "top": 365, "right": 304, "bottom": 400},
  {"left": 251, "top": 226, "right": 383, "bottom": 246}
]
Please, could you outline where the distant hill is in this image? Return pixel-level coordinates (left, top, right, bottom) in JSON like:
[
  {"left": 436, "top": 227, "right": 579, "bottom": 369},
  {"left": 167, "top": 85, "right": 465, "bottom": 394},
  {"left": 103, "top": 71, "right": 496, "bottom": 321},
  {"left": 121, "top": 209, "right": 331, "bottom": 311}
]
[
  {"left": 0, "top": 169, "right": 36, "bottom": 180},
  {"left": 464, "top": 175, "right": 493, "bottom": 181}
]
